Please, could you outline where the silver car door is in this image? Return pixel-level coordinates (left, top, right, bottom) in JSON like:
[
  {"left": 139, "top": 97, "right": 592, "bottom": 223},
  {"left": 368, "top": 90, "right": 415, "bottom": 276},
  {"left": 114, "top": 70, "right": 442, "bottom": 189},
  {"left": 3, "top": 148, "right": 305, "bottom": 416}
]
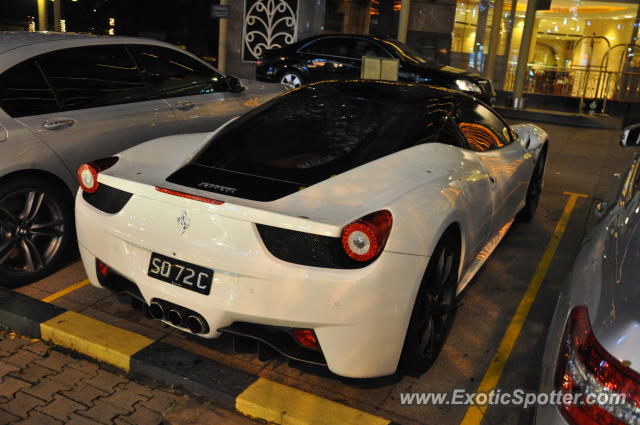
[
  {"left": 458, "top": 102, "right": 533, "bottom": 236},
  {"left": 15, "top": 45, "right": 177, "bottom": 177},
  {"left": 131, "top": 44, "right": 244, "bottom": 134}
]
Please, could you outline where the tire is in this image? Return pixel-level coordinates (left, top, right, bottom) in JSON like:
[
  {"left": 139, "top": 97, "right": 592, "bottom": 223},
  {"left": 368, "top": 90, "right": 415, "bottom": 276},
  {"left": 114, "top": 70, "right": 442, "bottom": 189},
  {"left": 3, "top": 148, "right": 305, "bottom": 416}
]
[
  {"left": 400, "top": 230, "right": 460, "bottom": 376},
  {"left": 279, "top": 70, "right": 303, "bottom": 90},
  {"left": 516, "top": 147, "right": 547, "bottom": 223},
  {"left": 0, "top": 177, "right": 73, "bottom": 287}
]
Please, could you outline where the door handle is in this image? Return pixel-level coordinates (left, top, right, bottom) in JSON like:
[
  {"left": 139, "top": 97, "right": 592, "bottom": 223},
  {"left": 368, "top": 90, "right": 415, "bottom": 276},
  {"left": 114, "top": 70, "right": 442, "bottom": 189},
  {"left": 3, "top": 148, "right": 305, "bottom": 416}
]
[
  {"left": 43, "top": 119, "right": 75, "bottom": 130},
  {"left": 489, "top": 175, "right": 497, "bottom": 184},
  {"left": 175, "top": 101, "right": 195, "bottom": 111}
]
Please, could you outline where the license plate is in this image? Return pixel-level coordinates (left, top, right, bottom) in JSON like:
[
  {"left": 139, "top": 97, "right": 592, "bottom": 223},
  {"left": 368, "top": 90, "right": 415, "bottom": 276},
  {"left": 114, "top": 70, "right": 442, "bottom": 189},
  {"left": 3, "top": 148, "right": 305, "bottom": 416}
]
[{"left": 147, "top": 253, "right": 213, "bottom": 295}]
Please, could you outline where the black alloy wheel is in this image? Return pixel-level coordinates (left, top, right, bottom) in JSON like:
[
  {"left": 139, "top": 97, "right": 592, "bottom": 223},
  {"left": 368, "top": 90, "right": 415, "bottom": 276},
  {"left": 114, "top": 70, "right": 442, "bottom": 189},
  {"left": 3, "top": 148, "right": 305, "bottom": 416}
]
[
  {"left": 0, "top": 177, "right": 72, "bottom": 287},
  {"left": 400, "top": 231, "right": 460, "bottom": 376},
  {"left": 517, "top": 147, "right": 547, "bottom": 222}
]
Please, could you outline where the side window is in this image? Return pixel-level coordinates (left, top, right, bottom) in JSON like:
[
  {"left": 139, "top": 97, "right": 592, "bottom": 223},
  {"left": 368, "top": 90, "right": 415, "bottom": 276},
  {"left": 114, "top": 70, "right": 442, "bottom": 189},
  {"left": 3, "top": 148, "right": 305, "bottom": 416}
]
[
  {"left": 457, "top": 101, "right": 512, "bottom": 152},
  {"left": 300, "top": 38, "right": 350, "bottom": 57},
  {"left": 132, "top": 45, "right": 227, "bottom": 99},
  {"left": 352, "top": 40, "right": 391, "bottom": 59},
  {"left": 0, "top": 60, "right": 59, "bottom": 117},
  {"left": 39, "top": 45, "right": 148, "bottom": 111}
]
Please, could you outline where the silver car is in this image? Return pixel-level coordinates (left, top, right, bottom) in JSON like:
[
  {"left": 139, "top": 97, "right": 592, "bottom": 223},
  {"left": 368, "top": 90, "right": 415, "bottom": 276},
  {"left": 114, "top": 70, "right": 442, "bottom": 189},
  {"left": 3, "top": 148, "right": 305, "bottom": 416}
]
[
  {"left": 535, "top": 125, "right": 640, "bottom": 425},
  {"left": 0, "top": 32, "right": 280, "bottom": 286}
]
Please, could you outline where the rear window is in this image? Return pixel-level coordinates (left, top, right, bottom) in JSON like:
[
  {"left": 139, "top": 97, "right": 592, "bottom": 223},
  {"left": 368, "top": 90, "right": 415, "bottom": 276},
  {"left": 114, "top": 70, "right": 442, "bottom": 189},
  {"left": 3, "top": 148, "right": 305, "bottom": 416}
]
[{"left": 193, "top": 85, "right": 447, "bottom": 186}]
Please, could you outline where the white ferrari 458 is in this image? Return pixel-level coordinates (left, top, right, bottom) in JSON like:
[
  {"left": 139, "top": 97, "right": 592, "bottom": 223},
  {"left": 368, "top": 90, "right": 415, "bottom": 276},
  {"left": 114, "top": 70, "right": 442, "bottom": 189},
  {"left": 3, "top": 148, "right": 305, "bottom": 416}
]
[{"left": 75, "top": 80, "right": 548, "bottom": 378}]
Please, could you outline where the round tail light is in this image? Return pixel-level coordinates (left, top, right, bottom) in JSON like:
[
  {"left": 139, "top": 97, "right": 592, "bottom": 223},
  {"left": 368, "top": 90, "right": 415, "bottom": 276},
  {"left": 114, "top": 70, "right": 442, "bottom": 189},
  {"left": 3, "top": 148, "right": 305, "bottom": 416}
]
[
  {"left": 77, "top": 157, "right": 119, "bottom": 194},
  {"left": 341, "top": 210, "right": 392, "bottom": 262}
]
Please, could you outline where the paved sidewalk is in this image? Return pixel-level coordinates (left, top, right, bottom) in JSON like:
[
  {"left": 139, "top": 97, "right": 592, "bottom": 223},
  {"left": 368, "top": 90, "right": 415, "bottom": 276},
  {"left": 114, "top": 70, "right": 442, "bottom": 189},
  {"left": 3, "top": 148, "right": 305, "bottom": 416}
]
[{"left": 0, "top": 330, "right": 256, "bottom": 425}]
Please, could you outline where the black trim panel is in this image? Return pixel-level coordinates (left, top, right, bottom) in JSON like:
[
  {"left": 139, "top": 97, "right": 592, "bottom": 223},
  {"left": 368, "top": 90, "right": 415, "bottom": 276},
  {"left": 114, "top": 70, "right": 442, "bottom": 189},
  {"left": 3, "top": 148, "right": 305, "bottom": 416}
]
[{"left": 82, "top": 184, "right": 133, "bottom": 214}]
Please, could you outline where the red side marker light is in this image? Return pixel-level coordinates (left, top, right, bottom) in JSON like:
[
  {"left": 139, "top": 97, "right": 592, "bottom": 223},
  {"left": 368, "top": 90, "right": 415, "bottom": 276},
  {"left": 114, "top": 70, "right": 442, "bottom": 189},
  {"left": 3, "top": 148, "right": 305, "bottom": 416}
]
[
  {"left": 292, "top": 329, "right": 319, "bottom": 350},
  {"left": 97, "top": 261, "right": 109, "bottom": 276}
]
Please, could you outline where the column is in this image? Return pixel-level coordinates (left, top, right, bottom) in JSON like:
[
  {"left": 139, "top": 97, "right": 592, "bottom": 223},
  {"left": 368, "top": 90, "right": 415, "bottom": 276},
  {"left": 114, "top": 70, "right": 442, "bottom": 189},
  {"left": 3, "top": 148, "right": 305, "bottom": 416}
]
[
  {"left": 37, "top": 0, "right": 48, "bottom": 31},
  {"left": 218, "top": 0, "right": 228, "bottom": 74},
  {"left": 53, "top": 0, "right": 62, "bottom": 32},
  {"left": 484, "top": 0, "right": 504, "bottom": 81},
  {"left": 397, "top": 0, "right": 411, "bottom": 42},
  {"left": 511, "top": 0, "right": 537, "bottom": 108}
]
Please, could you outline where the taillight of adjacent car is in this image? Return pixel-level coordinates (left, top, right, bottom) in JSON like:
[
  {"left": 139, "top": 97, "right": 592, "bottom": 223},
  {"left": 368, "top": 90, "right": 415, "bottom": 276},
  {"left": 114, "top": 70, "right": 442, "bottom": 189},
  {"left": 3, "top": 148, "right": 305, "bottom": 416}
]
[
  {"left": 555, "top": 305, "right": 640, "bottom": 425},
  {"left": 77, "top": 157, "right": 119, "bottom": 193},
  {"left": 341, "top": 210, "right": 392, "bottom": 262}
]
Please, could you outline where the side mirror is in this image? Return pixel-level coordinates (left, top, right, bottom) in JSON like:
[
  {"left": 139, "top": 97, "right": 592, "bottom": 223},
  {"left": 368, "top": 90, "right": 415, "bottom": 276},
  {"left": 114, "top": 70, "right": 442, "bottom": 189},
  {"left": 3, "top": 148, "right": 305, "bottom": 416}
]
[
  {"left": 620, "top": 124, "right": 640, "bottom": 147},
  {"left": 227, "top": 75, "right": 246, "bottom": 93}
]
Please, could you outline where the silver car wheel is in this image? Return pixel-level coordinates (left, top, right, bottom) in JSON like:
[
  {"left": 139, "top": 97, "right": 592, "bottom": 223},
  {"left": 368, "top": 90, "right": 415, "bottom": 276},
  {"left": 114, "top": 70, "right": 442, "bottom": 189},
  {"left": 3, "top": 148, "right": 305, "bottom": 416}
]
[
  {"left": 0, "top": 189, "right": 65, "bottom": 276},
  {"left": 280, "top": 72, "right": 302, "bottom": 89}
]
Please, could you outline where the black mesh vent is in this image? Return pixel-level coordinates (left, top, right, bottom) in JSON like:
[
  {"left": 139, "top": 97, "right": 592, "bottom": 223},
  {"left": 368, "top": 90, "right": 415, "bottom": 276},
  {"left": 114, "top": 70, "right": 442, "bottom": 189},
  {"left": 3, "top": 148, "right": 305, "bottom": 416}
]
[
  {"left": 256, "top": 224, "right": 370, "bottom": 269},
  {"left": 82, "top": 184, "right": 132, "bottom": 214}
]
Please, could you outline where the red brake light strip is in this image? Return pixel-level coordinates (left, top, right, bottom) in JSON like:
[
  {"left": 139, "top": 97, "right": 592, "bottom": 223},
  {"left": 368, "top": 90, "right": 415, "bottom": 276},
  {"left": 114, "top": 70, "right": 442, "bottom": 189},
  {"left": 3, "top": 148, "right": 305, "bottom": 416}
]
[{"left": 156, "top": 187, "right": 224, "bottom": 205}]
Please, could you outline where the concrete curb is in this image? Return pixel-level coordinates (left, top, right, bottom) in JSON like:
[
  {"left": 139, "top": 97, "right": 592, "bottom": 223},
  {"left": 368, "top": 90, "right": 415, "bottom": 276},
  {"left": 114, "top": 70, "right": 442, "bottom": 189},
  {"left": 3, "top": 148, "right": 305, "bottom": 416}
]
[{"left": 0, "top": 288, "right": 398, "bottom": 425}]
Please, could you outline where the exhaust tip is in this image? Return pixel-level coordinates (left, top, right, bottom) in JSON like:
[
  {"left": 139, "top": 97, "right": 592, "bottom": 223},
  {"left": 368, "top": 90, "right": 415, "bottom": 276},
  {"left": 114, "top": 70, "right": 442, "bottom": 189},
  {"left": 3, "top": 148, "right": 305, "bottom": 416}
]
[
  {"left": 185, "top": 315, "right": 208, "bottom": 334},
  {"left": 167, "top": 309, "right": 183, "bottom": 327},
  {"left": 149, "top": 302, "right": 164, "bottom": 320}
]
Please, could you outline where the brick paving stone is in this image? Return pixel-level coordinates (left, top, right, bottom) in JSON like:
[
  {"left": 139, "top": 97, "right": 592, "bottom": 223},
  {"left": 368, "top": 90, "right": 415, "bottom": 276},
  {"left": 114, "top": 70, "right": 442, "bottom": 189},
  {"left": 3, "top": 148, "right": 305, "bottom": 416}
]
[
  {"left": 35, "top": 352, "right": 72, "bottom": 372},
  {"left": 3, "top": 350, "right": 42, "bottom": 369},
  {"left": 66, "top": 359, "right": 99, "bottom": 375},
  {"left": 23, "top": 341, "right": 50, "bottom": 356},
  {"left": 0, "top": 338, "right": 26, "bottom": 354},
  {"left": 0, "top": 408, "right": 20, "bottom": 425},
  {"left": 0, "top": 377, "right": 31, "bottom": 400},
  {"left": 140, "top": 389, "right": 177, "bottom": 414},
  {"left": 10, "top": 364, "right": 54, "bottom": 384},
  {"left": 48, "top": 367, "right": 91, "bottom": 387},
  {"left": 37, "top": 394, "right": 87, "bottom": 422},
  {"left": 120, "top": 381, "right": 153, "bottom": 399},
  {"left": 22, "top": 379, "right": 72, "bottom": 402},
  {"left": 79, "top": 400, "right": 129, "bottom": 425},
  {"left": 82, "top": 370, "right": 127, "bottom": 393},
  {"left": 66, "top": 413, "right": 103, "bottom": 425},
  {"left": 116, "top": 405, "right": 164, "bottom": 425},
  {"left": 98, "top": 387, "right": 147, "bottom": 412},
  {"left": 12, "top": 410, "right": 62, "bottom": 425},
  {"left": 3, "top": 391, "right": 46, "bottom": 419},
  {"left": 0, "top": 360, "right": 19, "bottom": 378},
  {"left": 61, "top": 383, "right": 108, "bottom": 407}
]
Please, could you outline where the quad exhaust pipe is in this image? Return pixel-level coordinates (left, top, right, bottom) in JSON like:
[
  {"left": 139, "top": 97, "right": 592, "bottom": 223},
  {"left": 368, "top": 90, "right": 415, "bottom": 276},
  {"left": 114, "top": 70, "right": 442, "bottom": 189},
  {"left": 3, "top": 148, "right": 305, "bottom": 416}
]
[{"left": 147, "top": 299, "right": 208, "bottom": 334}]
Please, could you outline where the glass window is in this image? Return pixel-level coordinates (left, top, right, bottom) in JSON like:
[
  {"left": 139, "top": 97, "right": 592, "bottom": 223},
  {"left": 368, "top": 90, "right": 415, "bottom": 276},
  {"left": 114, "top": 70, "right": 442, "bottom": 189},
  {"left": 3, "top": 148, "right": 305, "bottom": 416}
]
[
  {"left": 300, "top": 37, "right": 350, "bottom": 57},
  {"left": 193, "top": 85, "right": 446, "bottom": 186},
  {"left": 39, "top": 45, "right": 148, "bottom": 111},
  {"left": 131, "top": 45, "right": 227, "bottom": 99},
  {"left": 352, "top": 39, "right": 391, "bottom": 59},
  {"left": 0, "top": 60, "right": 59, "bottom": 118},
  {"left": 457, "top": 101, "right": 512, "bottom": 151}
]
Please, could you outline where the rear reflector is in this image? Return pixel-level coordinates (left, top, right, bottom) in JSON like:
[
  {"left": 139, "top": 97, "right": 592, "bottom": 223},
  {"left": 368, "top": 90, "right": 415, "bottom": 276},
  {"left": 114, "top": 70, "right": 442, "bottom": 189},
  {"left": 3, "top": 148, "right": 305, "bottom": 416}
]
[
  {"left": 156, "top": 187, "right": 224, "bottom": 205},
  {"left": 292, "top": 329, "right": 320, "bottom": 350}
]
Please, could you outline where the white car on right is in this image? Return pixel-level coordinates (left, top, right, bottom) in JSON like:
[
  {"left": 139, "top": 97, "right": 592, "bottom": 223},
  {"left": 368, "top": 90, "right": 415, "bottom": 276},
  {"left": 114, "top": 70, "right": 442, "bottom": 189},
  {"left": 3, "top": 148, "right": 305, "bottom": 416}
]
[{"left": 534, "top": 124, "right": 640, "bottom": 425}]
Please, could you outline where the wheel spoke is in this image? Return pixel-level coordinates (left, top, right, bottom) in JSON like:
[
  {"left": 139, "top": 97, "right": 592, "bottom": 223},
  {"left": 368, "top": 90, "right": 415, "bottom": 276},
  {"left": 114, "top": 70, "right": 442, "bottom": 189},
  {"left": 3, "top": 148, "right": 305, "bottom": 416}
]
[
  {"left": 0, "top": 206, "right": 17, "bottom": 225},
  {"left": 20, "top": 239, "right": 43, "bottom": 273},
  {"left": 0, "top": 238, "right": 17, "bottom": 264},
  {"left": 31, "top": 219, "right": 64, "bottom": 231},
  {"left": 22, "top": 192, "right": 45, "bottom": 223}
]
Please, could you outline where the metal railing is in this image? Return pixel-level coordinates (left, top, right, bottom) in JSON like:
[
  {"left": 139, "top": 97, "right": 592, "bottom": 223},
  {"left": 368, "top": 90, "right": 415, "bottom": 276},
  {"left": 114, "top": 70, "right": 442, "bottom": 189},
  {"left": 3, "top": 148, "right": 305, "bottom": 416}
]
[{"left": 503, "top": 64, "right": 640, "bottom": 109}]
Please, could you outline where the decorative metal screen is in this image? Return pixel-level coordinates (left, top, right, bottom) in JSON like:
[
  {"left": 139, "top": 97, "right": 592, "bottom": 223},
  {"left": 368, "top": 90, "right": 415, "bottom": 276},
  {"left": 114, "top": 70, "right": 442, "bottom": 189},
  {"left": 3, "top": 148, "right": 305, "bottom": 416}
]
[{"left": 242, "top": 0, "right": 298, "bottom": 62}]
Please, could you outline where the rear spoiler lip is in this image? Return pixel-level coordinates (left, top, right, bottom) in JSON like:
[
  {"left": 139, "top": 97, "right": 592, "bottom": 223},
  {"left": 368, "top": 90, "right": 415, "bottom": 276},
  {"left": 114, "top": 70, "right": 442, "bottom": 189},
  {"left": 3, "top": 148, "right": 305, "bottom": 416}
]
[{"left": 96, "top": 173, "right": 343, "bottom": 238}]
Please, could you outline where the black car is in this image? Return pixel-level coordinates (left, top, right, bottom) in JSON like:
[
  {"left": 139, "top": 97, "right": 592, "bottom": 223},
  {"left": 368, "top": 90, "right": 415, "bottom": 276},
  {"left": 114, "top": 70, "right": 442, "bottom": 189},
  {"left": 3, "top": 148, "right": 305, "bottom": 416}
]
[{"left": 255, "top": 34, "right": 495, "bottom": 104}]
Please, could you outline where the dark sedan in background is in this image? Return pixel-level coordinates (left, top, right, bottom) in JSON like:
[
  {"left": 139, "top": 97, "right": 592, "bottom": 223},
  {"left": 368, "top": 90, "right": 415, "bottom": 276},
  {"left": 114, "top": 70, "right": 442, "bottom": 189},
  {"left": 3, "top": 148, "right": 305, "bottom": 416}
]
[{"left": 256, "top": 34, "right": 495, "bottom": 104}]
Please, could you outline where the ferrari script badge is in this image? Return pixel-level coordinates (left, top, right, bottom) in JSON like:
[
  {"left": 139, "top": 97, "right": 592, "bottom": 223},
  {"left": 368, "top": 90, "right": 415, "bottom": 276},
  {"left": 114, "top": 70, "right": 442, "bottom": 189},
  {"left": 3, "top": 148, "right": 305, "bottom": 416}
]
[{"left": 177, "top": 211, "right": 190, "bottom": 235}]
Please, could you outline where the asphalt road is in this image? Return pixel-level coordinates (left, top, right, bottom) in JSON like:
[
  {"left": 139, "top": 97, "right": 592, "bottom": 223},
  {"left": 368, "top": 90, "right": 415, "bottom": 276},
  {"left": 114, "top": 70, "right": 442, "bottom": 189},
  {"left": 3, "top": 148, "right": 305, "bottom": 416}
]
[{"left": 10, "top": 120, "right": 635, "bottom": 425}]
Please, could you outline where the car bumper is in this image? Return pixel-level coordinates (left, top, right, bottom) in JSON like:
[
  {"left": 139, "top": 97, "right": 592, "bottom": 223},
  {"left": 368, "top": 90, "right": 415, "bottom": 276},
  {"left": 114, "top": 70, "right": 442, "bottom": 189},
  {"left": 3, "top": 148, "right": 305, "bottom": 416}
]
[{"left": 76, "top": 194, "right": 429, "bottom": 378}]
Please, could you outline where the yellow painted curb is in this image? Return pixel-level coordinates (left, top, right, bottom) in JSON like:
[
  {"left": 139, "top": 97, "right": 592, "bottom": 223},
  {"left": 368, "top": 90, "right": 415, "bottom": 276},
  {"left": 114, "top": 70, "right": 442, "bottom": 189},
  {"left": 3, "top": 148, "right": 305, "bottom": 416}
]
[
  {"left": 40, "top": 311, "right": 154, "bottom": 372},
  {"left": 236, "top": 378, "right": 390, "bottom": 425}
]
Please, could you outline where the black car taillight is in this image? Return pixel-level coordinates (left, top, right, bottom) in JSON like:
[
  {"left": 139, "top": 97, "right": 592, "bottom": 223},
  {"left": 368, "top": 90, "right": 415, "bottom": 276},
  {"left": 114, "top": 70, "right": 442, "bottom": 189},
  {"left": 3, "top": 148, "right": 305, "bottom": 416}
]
[{"left": 555, "top": 306, "right": 640, "bottom": 425}]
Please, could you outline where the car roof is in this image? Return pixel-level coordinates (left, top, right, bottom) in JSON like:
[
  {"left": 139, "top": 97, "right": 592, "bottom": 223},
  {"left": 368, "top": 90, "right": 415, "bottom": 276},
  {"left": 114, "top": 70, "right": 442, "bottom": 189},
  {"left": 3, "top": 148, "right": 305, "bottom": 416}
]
[{"left": 0, "top": 31, "right": 161, "bottom": 55}]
